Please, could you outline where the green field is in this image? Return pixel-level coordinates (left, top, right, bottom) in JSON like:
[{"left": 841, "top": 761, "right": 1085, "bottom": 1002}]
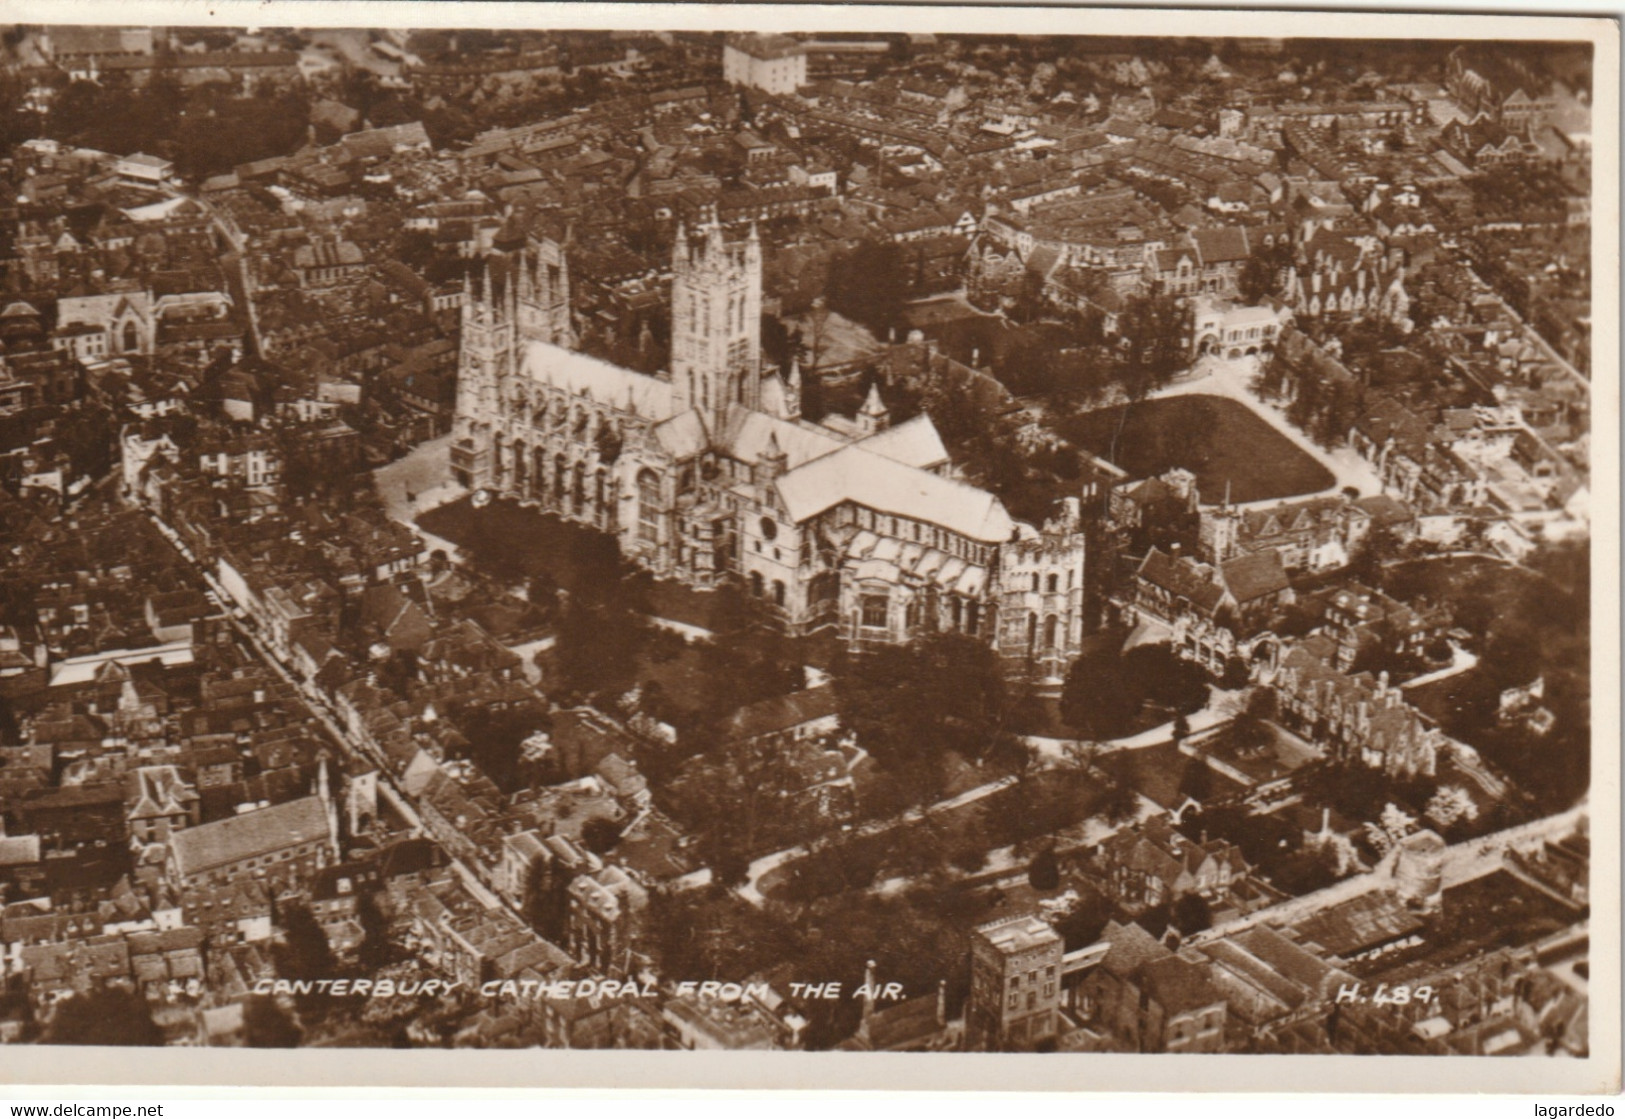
[{"left": 1056, "top": 394, "right": 1335, "bottom": 504}]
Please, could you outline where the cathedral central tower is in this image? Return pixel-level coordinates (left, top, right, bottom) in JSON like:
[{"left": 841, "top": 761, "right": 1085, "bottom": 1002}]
[{"left": 670, "top": 217, "right": 762, "bottom": 432}]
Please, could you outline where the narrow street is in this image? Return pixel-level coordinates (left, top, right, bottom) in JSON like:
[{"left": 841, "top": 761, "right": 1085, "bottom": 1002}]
[{"left": 140, "top": 510, "right": 510, "bottom": 915}]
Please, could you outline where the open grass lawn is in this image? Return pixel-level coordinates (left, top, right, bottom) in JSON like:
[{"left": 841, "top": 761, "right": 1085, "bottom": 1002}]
[
  {"left": 1055, "top": 394, "right": 1335, "bottom": 503},
  {"left": 418, "top": 495, "right": 719, "bottom": 630}
]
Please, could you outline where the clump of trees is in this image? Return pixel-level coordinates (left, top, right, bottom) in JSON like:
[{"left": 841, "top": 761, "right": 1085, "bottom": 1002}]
[
  {"left": 834, "top": 633, "right": 1033, "bottom": 804},
  {"left": 1060, "top": 640, "right": 1209, "bottom": 740},
  {"left": 825, "top": 241, "right": 909, "bottom": 337},
  {"left": 44, "top": 78, "right": 312, "bottom": 180},
  {"left": 42, "top": 987, "right": 163, "bottom": 1046}
]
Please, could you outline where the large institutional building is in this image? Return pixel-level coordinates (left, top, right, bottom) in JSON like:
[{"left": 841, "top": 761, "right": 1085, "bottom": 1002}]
[
  {"left": 721, "top": 33, "right": 808, "bottom": 96},
  {"left": 448, "top": 219, "right": 1087, "bottom": 678}
]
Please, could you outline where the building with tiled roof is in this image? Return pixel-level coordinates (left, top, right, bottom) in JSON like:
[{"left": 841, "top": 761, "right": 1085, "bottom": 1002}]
[
  {"left": 1122, "top": 542, "right": 1294, "bottom": 677},
  {"left": 1271, "top": 637, "right": 1442, "bottom": 777},
  {"left": 1200, "top": 492, "right": 1388, "bottom": 573},
  {"left": 126, "top": 765, "right": 200, "bottom": 844},
  {"left": 1092, "top": 816, "right": 1251, "bottom": 913},
  {"left": 166, "top": 793, "right": 336, "bottom": 888}
]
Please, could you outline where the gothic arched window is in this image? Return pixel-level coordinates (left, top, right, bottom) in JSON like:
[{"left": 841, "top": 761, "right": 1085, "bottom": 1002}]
[{"left": 637, "top": 469, "right": 661, "bottom": 544}]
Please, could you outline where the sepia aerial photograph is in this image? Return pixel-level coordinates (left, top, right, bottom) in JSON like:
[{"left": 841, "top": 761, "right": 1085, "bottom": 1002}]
[{"left": 0, "top": 5, "right": 1609, "bottom": 1084}]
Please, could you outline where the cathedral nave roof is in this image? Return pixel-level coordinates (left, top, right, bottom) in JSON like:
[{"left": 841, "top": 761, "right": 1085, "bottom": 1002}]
[{"left": 521, "top": 339, "right": 673, "bottom": 419}]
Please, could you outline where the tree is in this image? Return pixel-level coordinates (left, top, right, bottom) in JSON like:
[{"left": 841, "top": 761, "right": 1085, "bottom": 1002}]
[
  {"left": 1129, "top": 644, "right": 1210, "bottom": 717},
  {"left": 1238, "top": 255, "right": 1276, "bottom": 305},
  {"left": 1348, "top": 521, "right": 1403, "bottom": 586},
  {"left": 43, "top": 987, "right": 163, "bottom": 1046},
  {"left": 1365, "top": 801, "right": 1419, "bottom": 856},
  {"left": 1027, "top": 845, "right": 1061, "bottom": 891},
  {"left": 1101, "top": 777, "right": 1141, "bottom": 824},
  {"left": 1059, "top": 642, "right": 1143, "bottom": 739},
  {"left": 1172, "top": 892, "right": 1212, "bottom": 936},
  {"left": 521, "top": 857, "right": 570, "bottom": 942},
  {"left": 242, "top": 995, "right": 302, "bottom": 1048},
  {"left": 355, "top": 891, "right": 395, "bottom": 972},
  {"left": 647, "top": 886, "right": 798, "bottom": 982},
  {"left": 1178, "top": 755, "right": 1215, "bottom": 805},
  {"left": 1051, "top": 889, "right": 1117, "bottom": 951},
  {"left": 526, "top": 571, "right": 560, "bottom": 619},
  {"left": 670, "top": 731, "right": 817, "bottom": 885},
  {"left": 1232, "top": 687, "right": 1277, "bottom": 756},
  {"left": 1252, "top": 348, "right": 1292, "bottom": 402},
  {"left": 581, "top": 816, "right": 624, "bottom": 855},
  {"left": 444, "top": 697, "right": 551, "bottom": 793},
  {"left": 1424, "top": 785, "right": 1479, "bottom": 830},
  {"left": 835, "top": 633, "right": 1023, "bottom": 803},
  {"left": 950, "top": 842, "right": 988, "bottom": 873},
  {"left": 826, "top": 241, "right": 908, "bottom": 336},
  {"left": 803, "top": 296, "right": 832, "bottom": 370},
  {"left": 273, "top": 902, "right": 336, "bottom": 1021},
  {"left": 1220, "top": 655, "right": 1252, "bottom": 690},
  {"left": 1114, "top": 293, "right": 1188, "bottom": 405},
  {"left": 555, "top": 590, "right": 646, "bottom": 704}
]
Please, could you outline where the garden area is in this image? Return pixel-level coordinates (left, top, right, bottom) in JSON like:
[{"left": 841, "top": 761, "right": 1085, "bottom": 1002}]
[
  {"left": 758, "top": 766, "right": 1119, "bottom": 905},
  {"left": 417, "top": 494, "right": 718, "bottom": 631},
  {"left": 1381, "top": 544, "right": 1590, "bottom": 815},
  {"left": 1054, "top": 394, "right": 1335, "bottom": 504}
]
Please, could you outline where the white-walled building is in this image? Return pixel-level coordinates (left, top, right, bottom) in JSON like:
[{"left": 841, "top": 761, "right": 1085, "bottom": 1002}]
[{"left": 722, "top": 33, "right": 808, "bottom": 96}]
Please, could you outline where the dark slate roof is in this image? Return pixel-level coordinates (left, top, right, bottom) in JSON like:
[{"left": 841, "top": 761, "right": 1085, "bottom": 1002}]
[
  {"left": 1220, "top": 550, "right": 1291, "bottom": 605},
  {"left": 169, "top": 795, "right": 328, "bottom": 878},
  {"left": 1097, "top": 919, "right": 1171, "bottom": 981},
  {"left": 723, "top": 686, "right": 839, "bottom": 742},
  {"left": 1137, "top": 548, "right": 1226, "bottom": 614},
  {"left": 1139, "top": 953, "right": 1225, "bottom": 1015}
]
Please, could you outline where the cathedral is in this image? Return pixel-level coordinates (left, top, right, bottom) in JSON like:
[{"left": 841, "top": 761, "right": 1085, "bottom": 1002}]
[{"left": 448, "top": 218, "right": 1087, "bottom": 680}]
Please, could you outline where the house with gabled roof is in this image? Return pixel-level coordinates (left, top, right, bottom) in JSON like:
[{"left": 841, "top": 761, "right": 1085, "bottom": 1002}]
[
  {"left": 1271, "top": 635, "right": 1441, "bottom": 777},
  {"left": 1121, "top": 544, "right": 1294, "bottom": 677},
  {"left": 126, "top": 765, "right": 201, "bottom": 844},
  {"left": 1091, "top": 815, "right": 1251, "bottom": 914},
  {"left": 1199, "top": 492, "right": 1394, "bottom": 573},
  {"left": 165, "top": 793, "right": 337, "bottom": 889}
]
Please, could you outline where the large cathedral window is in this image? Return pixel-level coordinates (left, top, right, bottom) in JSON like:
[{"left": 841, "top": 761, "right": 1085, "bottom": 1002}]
[
  {"left": 861, "top": 593, "right": 889, "bottom": 630},
  {"left": 637, "top": 469, "right": 662, "bottom": 545}
]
